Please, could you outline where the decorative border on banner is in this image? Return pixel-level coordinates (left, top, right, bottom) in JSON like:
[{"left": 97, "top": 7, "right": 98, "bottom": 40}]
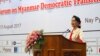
[{"left": 0, "top": 0, "right": 100, "bottom": 15}]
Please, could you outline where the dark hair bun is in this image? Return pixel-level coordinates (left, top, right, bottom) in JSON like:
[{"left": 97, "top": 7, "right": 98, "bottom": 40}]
[{"left": 72, "top": 15, "right": 81, "bottom": 28}]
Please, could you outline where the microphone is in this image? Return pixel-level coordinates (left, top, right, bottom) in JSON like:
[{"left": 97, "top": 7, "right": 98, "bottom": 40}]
[
  {"left": 65, "top": 29, "right": 70, "bottom": 33},
  {"left": 67, "top": 29, "right": 71, "bottom": 32},
  {"left": 62, "top": 29, "right": 70, "bottom": 37}
]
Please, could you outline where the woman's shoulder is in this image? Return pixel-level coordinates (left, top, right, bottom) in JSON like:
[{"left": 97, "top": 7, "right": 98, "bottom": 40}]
[{"left": 77, "top": 28, "right": 83, "bottom": 33}]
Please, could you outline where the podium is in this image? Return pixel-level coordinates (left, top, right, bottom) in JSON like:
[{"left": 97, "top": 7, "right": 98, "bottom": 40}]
[{"left": 34, "top": 35, "right": 86, "bottom": 56}]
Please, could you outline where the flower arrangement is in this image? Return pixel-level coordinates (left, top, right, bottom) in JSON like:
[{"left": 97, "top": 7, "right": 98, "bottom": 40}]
[{"left": 25, "top": 30, "right": 44, "bottom": 53}]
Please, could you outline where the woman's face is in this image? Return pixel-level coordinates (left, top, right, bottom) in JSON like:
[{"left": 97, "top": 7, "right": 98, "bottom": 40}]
[{"left": 71, "top": 17, "right": 78, "bottom": 28}]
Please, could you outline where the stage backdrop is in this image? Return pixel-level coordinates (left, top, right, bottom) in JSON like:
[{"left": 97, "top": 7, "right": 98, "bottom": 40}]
[{"left": 0, "top": 0, "right": 100, "bottom": 56}]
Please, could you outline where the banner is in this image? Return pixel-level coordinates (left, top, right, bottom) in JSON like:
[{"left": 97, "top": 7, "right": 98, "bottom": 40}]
[{"left": 0, "top": 0, "right": 100, "bottom": 56}]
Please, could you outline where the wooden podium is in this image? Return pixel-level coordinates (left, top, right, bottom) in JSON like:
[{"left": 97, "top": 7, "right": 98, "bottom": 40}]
[{"left": 33, "top": 35, "right": 86, "bottom": 56}]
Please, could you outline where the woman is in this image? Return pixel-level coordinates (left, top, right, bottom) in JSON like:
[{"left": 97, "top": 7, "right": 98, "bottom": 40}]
[{"left": 67, "top": 15, "right": 85, "bottom": 43}]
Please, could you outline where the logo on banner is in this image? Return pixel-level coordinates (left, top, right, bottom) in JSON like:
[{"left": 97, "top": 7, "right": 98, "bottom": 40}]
[
  {"left": 2, "top": 47, "right": 12, "bottom": 53},
  {"left": 12, "top": 41, "right": 22, "bottom": 53},
  {"left": 87, "top": 46, "right": 93, "bottom": 54},
  {"left": 99, "top": 48, "right": 100, "bottom": 54},
  {"left": 12, "top": 41, "right": 16, "bottom": 45},
  {"left": 12, "top": 41, "right": 21, "bottom": 46},
  {"left": 14, "top": 46, "right": 18, "bottom": 53}
]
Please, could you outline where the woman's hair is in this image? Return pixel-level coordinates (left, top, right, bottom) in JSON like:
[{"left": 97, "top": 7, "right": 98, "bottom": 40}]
[{"left": 72, "top": 15, "right": 81, "bottom": 28}]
